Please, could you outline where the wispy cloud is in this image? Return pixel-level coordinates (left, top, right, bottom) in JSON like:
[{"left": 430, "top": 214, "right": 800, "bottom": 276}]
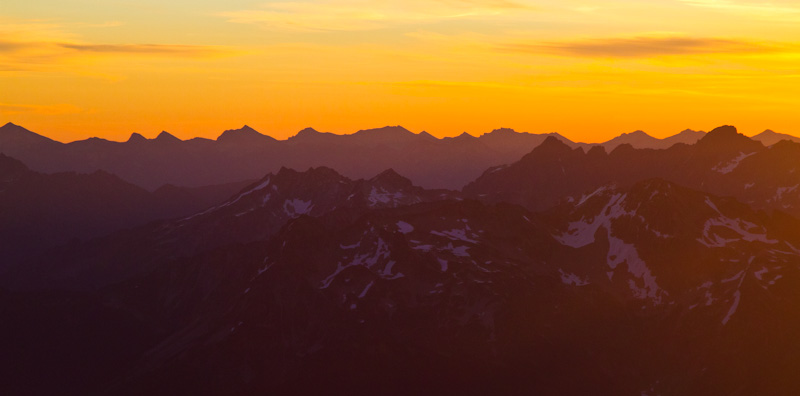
[
  {"left": 501, "top": 35, "right": 789, "bottom": 58},
  {"left": 0, "top": 19, "right": 236, "bottom": 71},
  {"left": 219, "top": 0, "right": 535, "bottom": 31},
  {"left": 678, "top": 0, "right": 800, "bottom": 16},
  {"left": 0, "top": 102, "right": 83, "bottom": 115},
  {"left": 57, "top": 43, "right": 228, "bottom": 56}
]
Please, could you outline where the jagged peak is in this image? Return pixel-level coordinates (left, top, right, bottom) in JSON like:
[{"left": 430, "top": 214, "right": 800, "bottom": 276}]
[
  {"left": 698, "top": 125, "right": 761, "bottom": 150},
  {"left": 622, "top": 130, "right": 650, "bottom": 137},
  {"left": 704, "top": 125, "right": 739, "bottom": 138},
  {"left": 217, "top": 125, "right": 274, "bottom": 143},
  {"left": 485, "top": 127, "right": 518, "bottom": 135}
]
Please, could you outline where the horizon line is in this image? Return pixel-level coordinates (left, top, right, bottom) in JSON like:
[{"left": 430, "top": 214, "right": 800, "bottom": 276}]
[{"left": 1, "top": 121, "right": 793, "bottom": 146}]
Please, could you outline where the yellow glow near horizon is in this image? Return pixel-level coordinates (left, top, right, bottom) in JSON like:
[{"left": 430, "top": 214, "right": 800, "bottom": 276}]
[{"left": 2, "top": 0, "right": 800, "bottom": 143}]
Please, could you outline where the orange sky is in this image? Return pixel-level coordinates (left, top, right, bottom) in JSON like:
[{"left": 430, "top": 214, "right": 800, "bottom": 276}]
[{"left": 3, "top": 0, "right": 800, "bottom": 143}]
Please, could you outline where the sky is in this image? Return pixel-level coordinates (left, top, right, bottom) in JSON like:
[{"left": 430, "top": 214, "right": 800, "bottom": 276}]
[{"left": 2, "top": 0, "right": 800, "bottom": 142}]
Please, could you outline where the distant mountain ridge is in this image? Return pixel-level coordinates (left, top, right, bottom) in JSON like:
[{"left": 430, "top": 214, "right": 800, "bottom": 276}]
[
  {"left": 466, "top": 125, "right": 800, "bottom": 218},
  {"left": 0, "top": 153, "right": 253, "bottom": 271},
  {"left": 10, "top": 122, "right": 794, "bottom": 191}
]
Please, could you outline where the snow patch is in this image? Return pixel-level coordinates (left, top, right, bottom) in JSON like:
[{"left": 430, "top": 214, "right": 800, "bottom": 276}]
[
  {"left": 358, "top": 281, "right": 374, "bottom": 298},
  {"left": 559, "top": 270, "right": 589, "bottom": 286},
  {"left": 713, "top": 151, "right": 755, "bottom": 174},
  {"left": 772, "top": 185, "right": 799, "bottom": 203},
  {"left": 283, "top": 199, "right": 313, "bottom": 216},
  {"left": 431, "top": 228, "right": 478, "bottom": 243},
  {"left": 396, "top": 221, "right": 414, "bottom": 234},
  {"left": 555, "top": 193, "right": 634, "bottom": 248},
  {"left": 697, "top": 215, "right": 778, "bottom": 247},
  {"left": 606, "top": 230, "right": 663, "bottom": 302}
]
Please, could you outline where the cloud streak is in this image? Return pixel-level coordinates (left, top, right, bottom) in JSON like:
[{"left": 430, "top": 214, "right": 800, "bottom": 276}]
[
  {"left": 501, "top": 36, "right": 788, "bottom": 58},
  {"left": 678, "top": 0, "right": 800, "bottom": 16},
  {"left": 57, "top": 43, "right": 227, "bottom": 56},
  {"left": 0, "top": 102, "right": 83, "bottom": 115},
  {"left": 219, "top": 0, "right": 535, "bottom": 31}
]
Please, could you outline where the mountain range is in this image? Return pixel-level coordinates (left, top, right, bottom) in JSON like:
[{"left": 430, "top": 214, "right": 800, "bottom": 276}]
[
  {"left": 3, "top": 122, "right": 794, "bottom": 191},
  {"left": 3, "top": 122, "right": 800, "bottom": 395}
]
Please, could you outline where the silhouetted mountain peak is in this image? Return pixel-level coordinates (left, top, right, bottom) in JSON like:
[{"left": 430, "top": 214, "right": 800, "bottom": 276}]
[
  {"left": 369, "top": 168, "right": 414, "bottom": 188},
  {"left": 707, "top": 125, "right": 738, "bottom": 136},
  {"left": 534, "top": 135, "right": 573, "bottom": 154},
  {"left": 586, "top": 145, "right": 607, "bottom": 157},
  {"left": 625, "top": 130, "right": 650, "bottom": 137},
  {"left": 751, "top": 129, "right": 800, "bottom": 146},
  {"left": 610, "top": 143, "right": 635, "bottom": 155},
  {"left": 155, "top": 131, "right": 181, "bottom": 142},
  {"left": 217, "top": 125, "right": 275, "bottom": 143},
  {"left": 127, "top": 133, "right": 147, "bottom": 143},
  {"left": 353, "top": 125, "right": 415, "bottom": 140},
  {"left": 698, "top": 125, "right": 761, "bottom": 152},
  {"left": 456, "top": 132, "right": 474, "bottom": 139},
  {"left": 484, "top": 128, "right": 518, "bottom": 136},
  {"left": 359, "top": 125, "right": 410, "bottom": 133},
  {"left": 290, "top": 127, "right": 326, "bottom": 141},
  {"left": 418, "top": 131, "right": 437, "bottom": 140},
  {"left": 0, "top": 122, "right": 55, "bottom": 145}
]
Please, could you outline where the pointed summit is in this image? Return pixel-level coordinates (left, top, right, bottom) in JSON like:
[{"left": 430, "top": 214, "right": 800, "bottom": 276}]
[
  {"left": 0, "top": 122, "right": 57, "bottom": 146},
  {"left": 155, "top": 131, "right": 181, "bottom": 142},
  {"left": 752, "top": 129, "right": 800, "bottom": 146},
  {"left": 290, "top": 127, "right": 328, "bottom": 142},
  {"left": 417, "top": 131, "right": 437, "bottom": 140},
  {"left": 535, "top": 135, "right": 572, "bottom": 153},
  {"left": 603, "top": 130, "right": 659, "bottom": 150},
  {"left": 127, "top": 132, "right": 147, "bottom": 143},
  {"left": 217, "top": 125, "right": 275, "bottom": 144},
  {"left": 370, "top": 168, "right": 413, "bottom": 188}
]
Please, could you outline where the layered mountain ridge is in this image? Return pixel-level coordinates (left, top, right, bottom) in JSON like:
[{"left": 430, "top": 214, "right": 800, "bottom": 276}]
[{"left": 3, "top": 122, "right": 792, "bottom": 190}]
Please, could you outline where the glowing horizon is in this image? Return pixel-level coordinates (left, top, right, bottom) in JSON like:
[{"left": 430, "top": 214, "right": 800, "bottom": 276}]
[{"left": 4, "top": 0, "right": 800, "bottom": 142}]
